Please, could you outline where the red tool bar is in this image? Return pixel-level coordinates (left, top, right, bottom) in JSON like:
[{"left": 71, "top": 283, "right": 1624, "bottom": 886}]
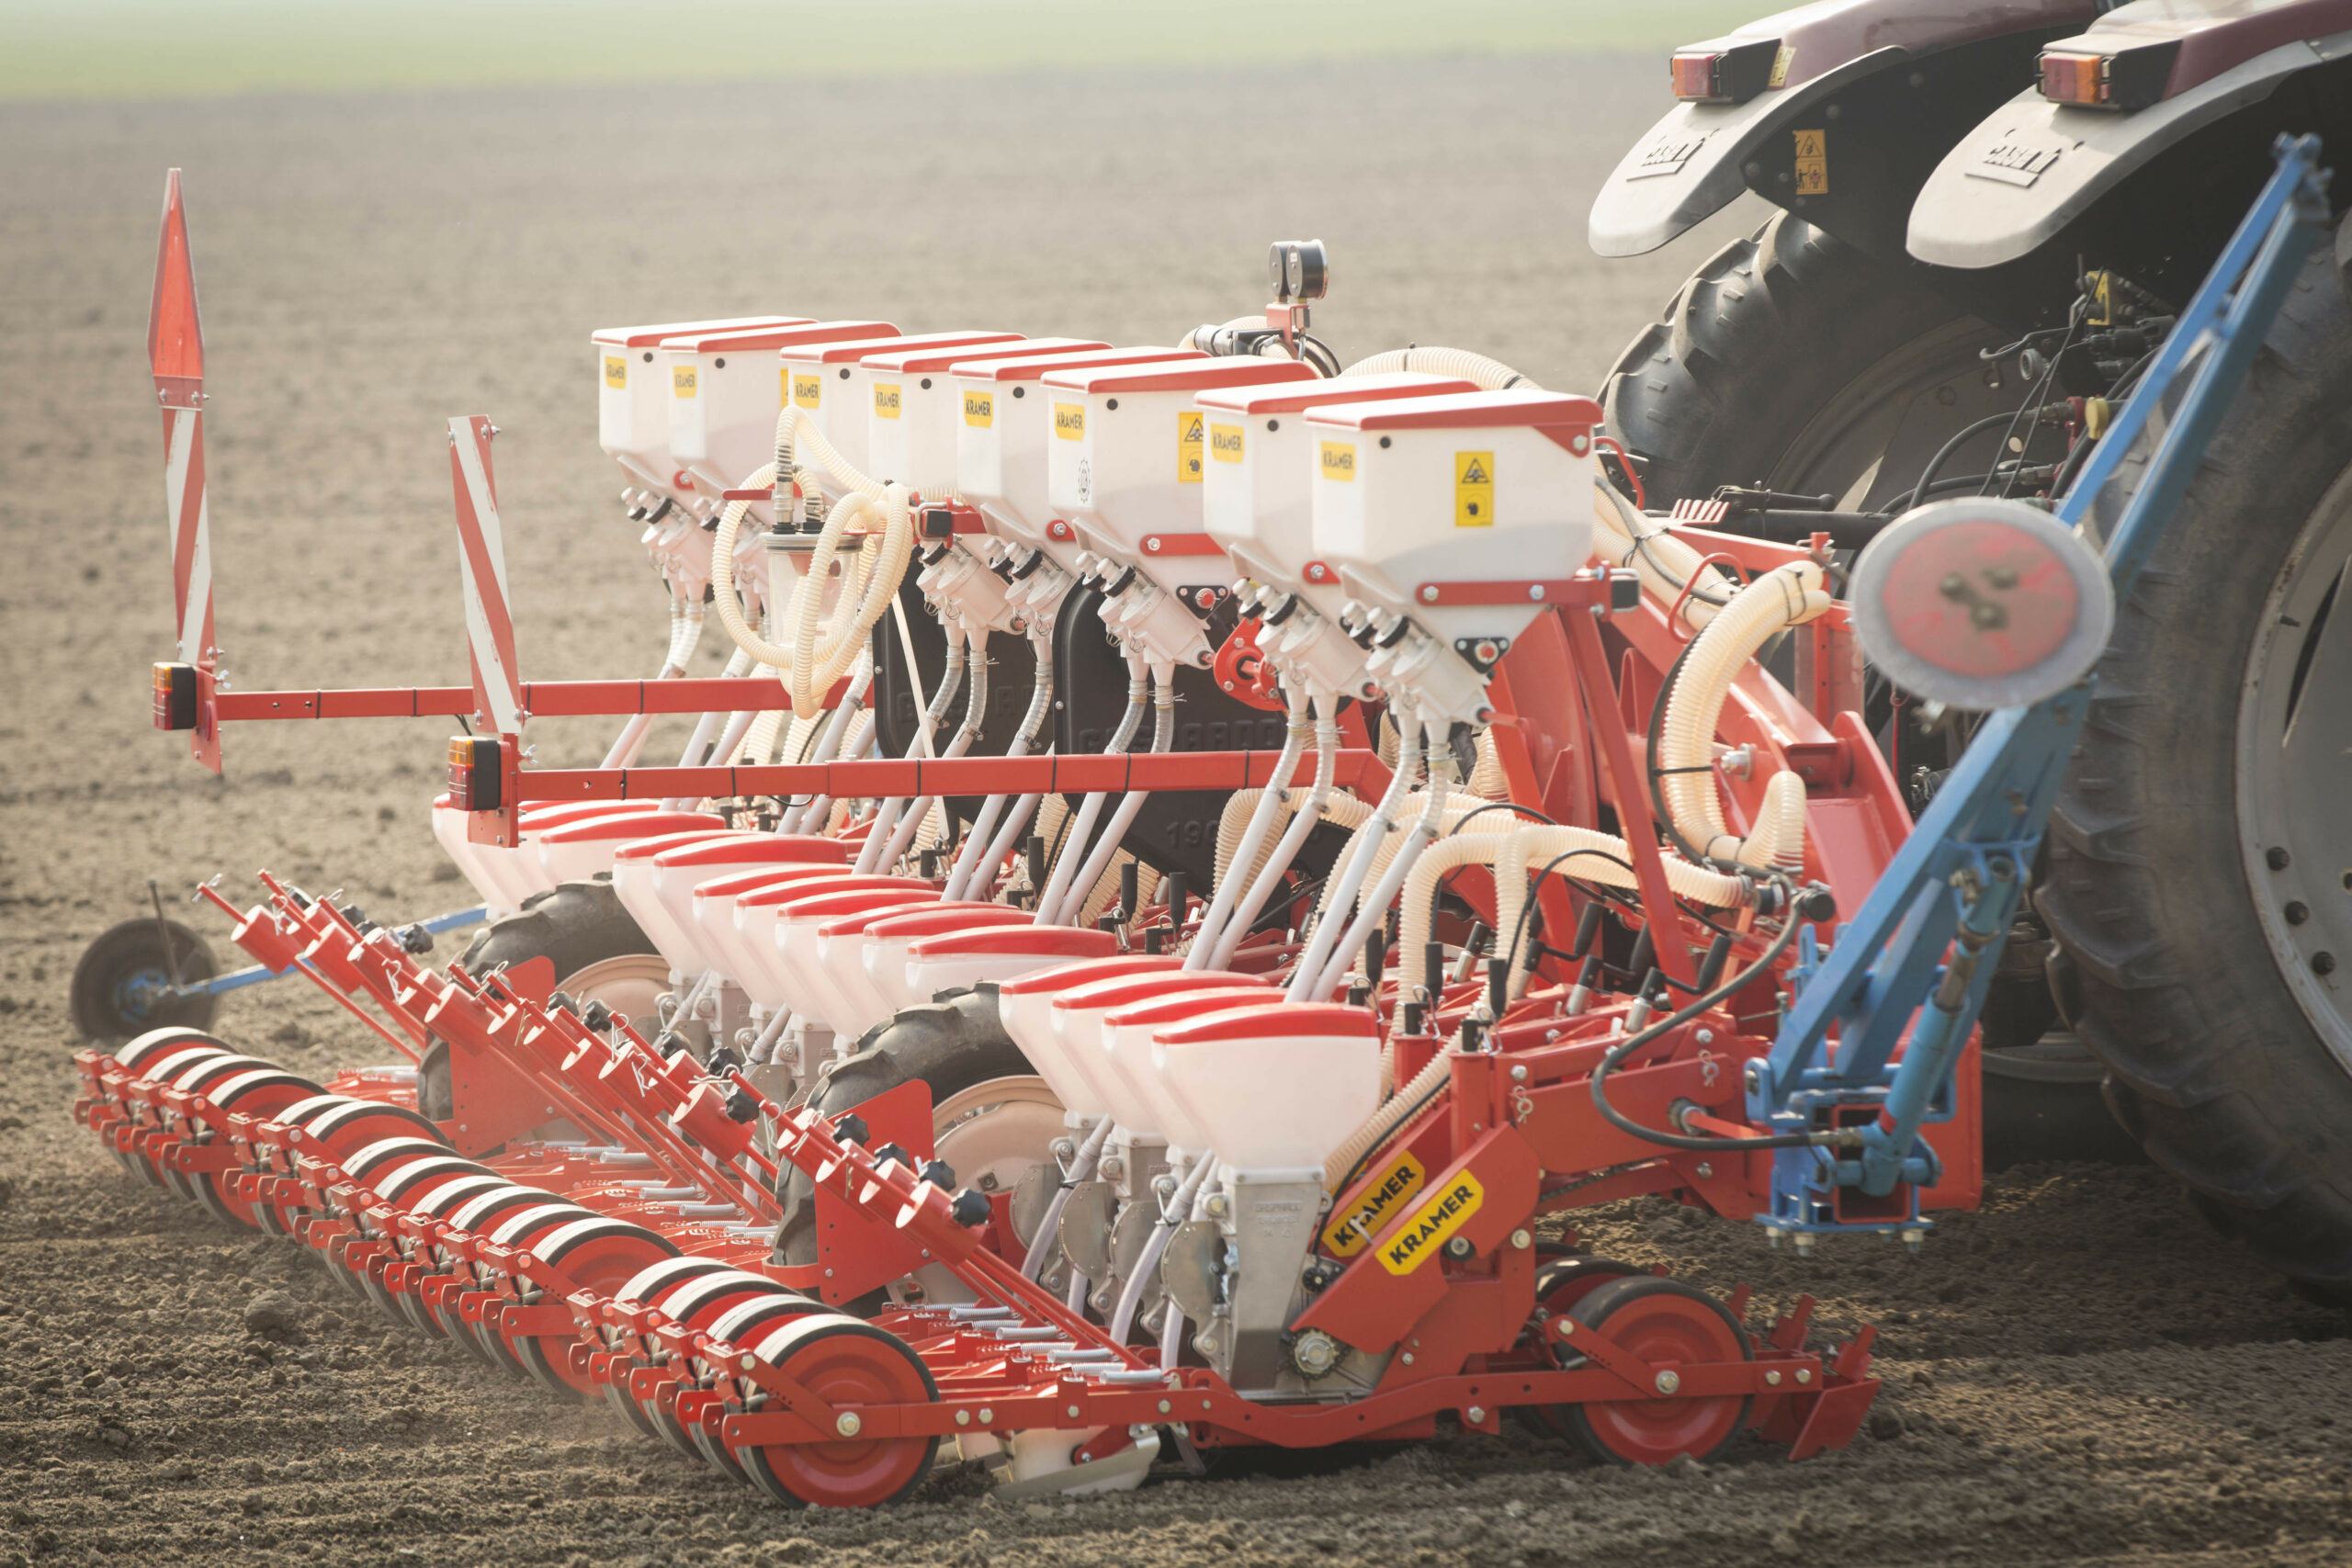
[
  {"left": 210, "top": 675, "right": 826, "bottom": 723},
  {"left": 512, "top": 749, "right": 1385, "bottom": 804}
]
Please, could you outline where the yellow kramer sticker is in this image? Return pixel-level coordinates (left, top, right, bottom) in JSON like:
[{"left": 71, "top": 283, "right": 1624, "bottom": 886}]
[
  {"left": 790, "top": 370, "right": 822, "bottom": 409},
  {"left": 604, "top": 355, "right": 627, "bottom": 389},
  {"left": 673, "top": 364, "right": 697, "bottom": 399},
  {"left": 1320, "top": 441, "right": 1356, "bottom": 481},
  {"left": 1793, "top": 128, "right": 1828, "bottom": 196},
  {"left": 873, "top": 381, "right": 901, "bottom": 419},
  {"left": 1054, "top": 401, "right": 1086, "bottom": 440},
  {"left": 1323, "top": 1150, "right": 1427, "bottom": 1258},
  {"left": 1454, "top": 450, "right": 1494, "bottom": 527},
  {"left": 964, "top": 389, "right": 994, "bottom": 428},
  {"left": 1177, "top": 411, "right": 1204, "bottom": 483},
  {"left": 1209, "top": 423, "right": 1245, "bottom": 464},
  {"left": 1378, "top": 1169, "right": 1484, "bottom": 1275}
]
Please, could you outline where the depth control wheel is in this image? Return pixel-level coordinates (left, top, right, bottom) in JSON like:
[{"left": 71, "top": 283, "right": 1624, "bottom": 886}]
[
  {"left": 1560, "top": 1276, "right": 1752, "bottom": 1467},
  {"left": 734, "top": 1315, "right": 940, "bottom": 1507}
]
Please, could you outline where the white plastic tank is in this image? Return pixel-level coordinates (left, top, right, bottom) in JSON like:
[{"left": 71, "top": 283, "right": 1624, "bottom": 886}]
[
  {"left": 661, "top": 321, "right": 892, "bottom": 502},
  {"left": 593, "top": 317, "right": 797, "bottom": 495},
  {"left": 951, "top": 346, "right": 1203, "bottom": 548},
  {"left": 862, "top": 338, "right": 1104, "bottom": 497},
  {"left": 780, "top": 332, "right": 1021, "bottom": 482}
]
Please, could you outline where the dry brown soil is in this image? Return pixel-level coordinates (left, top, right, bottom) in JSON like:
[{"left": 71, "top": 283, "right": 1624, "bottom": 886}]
[{"left": 2, "top": 56, "right": 2349, "bottom": 1568}]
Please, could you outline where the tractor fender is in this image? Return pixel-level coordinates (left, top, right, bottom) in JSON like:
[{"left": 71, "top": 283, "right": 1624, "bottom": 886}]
[
  {"left": 1589, "top": 0, "right": 2098, "bottom": 260},
  {"left": 1909, "top": 17, "right": 2352, "bottom": 270}
]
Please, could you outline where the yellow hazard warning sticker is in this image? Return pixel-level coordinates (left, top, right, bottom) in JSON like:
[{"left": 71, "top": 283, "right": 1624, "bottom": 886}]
[
  {"left": 1054, "top": 401, "right": 1086, "bottom": 440},
  {"left": 1210, "top": 422, "right": 1245, "bottom": 465},
  {"left": 873, "top": 381, "right": 901, "bottom": 420},
  {"left": 1323, "top": 1150, "right": 1427, "bottom": 1258},
  {"left": 1177, "top": 411, "right": 1204, "bottom": 483},
  {"left": 673, "top": 364, "right": 697, "bottom": 399},
  {"left": 604, "top": 355, "right": 627, "bottom": 389},
  {"left": 1769, "top": 44, "right": 1793, "bottom": 88},
  {"left": 964, "top": 389, "right": 994, "bottom": 428},
  {"left": 1454, "top": 450, "right": 1494, "bottom": 527},
  {"left": 1320, "top": 441, "right": 1356, "bottom": 481},
  {"left": 790, "top": 370, "right": 822, "bottom": 409},
  {"left": 1793, "top": 129, "right": 1827, "bottom": 196},
  {"left": 1378, "top": 1169, "right": 1484, "bottom": 1275}
]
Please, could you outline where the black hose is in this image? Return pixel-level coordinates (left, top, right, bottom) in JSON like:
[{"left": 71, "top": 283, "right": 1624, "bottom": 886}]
[{"left": 1893, "top": 412, "right": 2017, "bottom": 515}]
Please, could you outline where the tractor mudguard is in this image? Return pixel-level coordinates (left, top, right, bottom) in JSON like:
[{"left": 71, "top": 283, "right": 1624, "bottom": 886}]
[
  {"left": 1910, "top": 5, "right": 2352, "bottom": 270},
  {"left": 1588, "top": 0, "right": 2098, "bottom": 261}
]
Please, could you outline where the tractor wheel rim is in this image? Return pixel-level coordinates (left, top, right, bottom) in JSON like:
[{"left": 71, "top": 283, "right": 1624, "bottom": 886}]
[
  {"left": 2236, "top": 463, "right": 2352, "bottom": 1072},
  {"left": 1572, "top": 1293, "right": 1748, "bottom": 1465},
  {"left": 1765, "top": 316, "right": 2018, "bottom": 514},
  {"left": 740, "top": 1335, "right": 936, "bottom": 1506},
  {"left": 558, "top": 953, "right": 673, "bottom": 1040}
]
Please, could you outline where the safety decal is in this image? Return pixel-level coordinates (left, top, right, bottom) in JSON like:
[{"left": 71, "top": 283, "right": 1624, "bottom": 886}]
[
  {"left": 1454, "top": 450, "right": 1494, "bottom": 527},
  {"left": 1793, "top": 129, "right": 1827, "bottom": 197},
  {"left": 1178, "top": 411, "right": 1204, "bottom": 483}
]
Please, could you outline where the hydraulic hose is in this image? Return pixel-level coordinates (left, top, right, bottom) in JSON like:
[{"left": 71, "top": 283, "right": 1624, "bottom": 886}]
[
  {"left": 1489, "top": 824, "right": 1747, "bottom": 997},
  {"left": 1654, "top": 560, "right": 1831, "bottom": 865},
  {"left": 1049, "top": 660, "right": 1175, "bottom": 924}
]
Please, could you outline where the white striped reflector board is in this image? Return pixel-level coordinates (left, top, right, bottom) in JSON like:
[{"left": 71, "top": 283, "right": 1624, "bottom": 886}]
[
  {"left": 1668, "top": 498, "right": 1730, "bottom": 525},
  {"left": 162, "top": 405, "right": 214, "bottom": 669},
  {"left": 447, "top": 415, "right": 525, "bottom": 737}
]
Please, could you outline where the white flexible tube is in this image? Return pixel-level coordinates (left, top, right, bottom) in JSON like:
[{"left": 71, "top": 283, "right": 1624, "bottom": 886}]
[
  {"left": 1656, "top": 559, "right": 1833, "bottom": 863},
  {"left": 1049, "top": 660, "right": 1174, "bottom": 925},
  {"left": 1281, "top": 704, "right": 1422, "bottom": 999},
  {"left": 1391, "top": 825, "right": 1515, "bottom": 1029},
  {"left": 1489, "top": 823, "right": 1748, "bottom": 997},
  {"left": 1031, "top": 651, "right": 1147, "bottom": 924},
  {"left": 1300, "top": 716, "right": 1453, "bottom": 1002},
  {"left": 1591, "top": 478, "right": 1736, "bottom": 633},
  {"left": 1203, "top": 693, "right": 1341, "bottom": 970},
  {"left": 854, "top": 624, "right": 967, "bottom": 873},
  {"left": 940, "top": 630, "right": 1055, "bottom": 901},
  {"left": 1188, "top": 682, "right": 1308, "bottom": 964},
  {"left": 1020, "top": 1117, "right": 1114, "bottom": 1281},
  {"left": 1339, "top": 346, "right": 1539, "bottom": 389},
  {"left": 1322, "top": 1045, "right": 1450, "bottom": 1191},
  {"left": 1107, "top": 1153, "right": 1216, "bottom": 1343}
]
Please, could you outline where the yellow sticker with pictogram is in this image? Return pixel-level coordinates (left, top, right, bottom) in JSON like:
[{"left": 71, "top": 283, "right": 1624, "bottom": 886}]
[
  {"left": 1209, "top": 423, "right": 1245, "bottom": 464},
  {"left": 1177, "top": 411, "right": 1204, "bottom": 483},
  {"left": 1054, "top": 402, "right": 1086, "bottom": 440},
  {"left": 673, "top": 364, "right": 697, "bottom": 399},
  {"left": 604, "top": 355, "right": 627, "bottom": 389},
  {"left": 1454, "top": 450, "right": 1494, "bottom": 527},
  {"left": 1320, "top": 441, "right": 1356, "bottom": 481},
  {"left": 873, "top": 381, "right": 901, "bottom": 419},
  {"left": 1793, "top": 128, "right": 1827, "bottom": 196},
  {"left": 1769, "top": 43, "right": 1793, "bottom": 87},
  {"left": 790, "top": 370, "right": 822, "bottom": 409},
  {"left": 964, "top": 389, "right": 993, "bottom": 428},
  {"left": 1323, "top": 1150, "right": 1427, "bottom": 1258},
  {"left": 1377, "top": 1168, "right": 1485, "bottom": 1275}
]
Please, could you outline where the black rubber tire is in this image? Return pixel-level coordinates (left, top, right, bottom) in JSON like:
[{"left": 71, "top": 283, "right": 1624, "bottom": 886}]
[
  {"left": 770, "top": 985, "right": 1035, "bottom": 1275},
  {"left": 69, "top": 918, "right": 219, "bottom": 1043},
  {"left": 419, "top": 878, "right": 656, "bottom": 1122},
  {"left": 1601, "top": 208, "right": 2123, "bottom": 1163},
  {"left": 2038, "top": 232, "right": 2352, "bottom": 1307},
  {"left": 1600, "top": 210, "right": 1977, "bottom": 505}
]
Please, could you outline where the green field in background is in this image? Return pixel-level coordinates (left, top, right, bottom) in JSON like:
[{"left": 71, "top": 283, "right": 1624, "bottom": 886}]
[{"left": 0, "top": 0, "right": 1761, "bottom": 101}]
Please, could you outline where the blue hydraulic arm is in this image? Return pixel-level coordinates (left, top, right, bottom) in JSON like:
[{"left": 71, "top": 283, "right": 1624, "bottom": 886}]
[{"left": 1746, "top": 135, "right": 2335, "bottom": 1238}]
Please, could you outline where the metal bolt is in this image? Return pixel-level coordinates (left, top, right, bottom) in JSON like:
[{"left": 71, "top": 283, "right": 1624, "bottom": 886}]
[
  {"left": 1528, "top": 585, "right": 1545, "bottom": 602},
  {"left": 1401, "top": 1351, "right": 1415, "bottom": 1365},
  {"left": 1764, "top": 1370, "right": 1781, "bottom": 1387},
  {"left": 1158, "top": 1399, "right": 1171, "bottom": 1415},
  {"left": 1792, "top": 1232, "right": 1815, "bottom": 1257},
  {"left": 1068, "top": 1404, "right": 1081, "bottom": 1419},
  {"left": 1510, "top": 1064, "right": 1529, "bottom": 1082},
  {"left": 740, "top": 1355, "right": 755, "bottom": 1371},
  {"left": 1420, "top": 585, "right": 1440, "bottom": 603},
  {"left": 978, "top": 1407, "right": 993, "bottom": 1424},
  {"left": 1654, "top": 1370, "right": 1681, "bottom": 1395},
  {"left": 1510, "top": 1229, "right": 1532, "bottom": 1250},
  {"left": 1900, "top": 1225, "right": 1926, "bottom": 1253},
  {"left": 2267, "top": 845, "right": 2290, "bottom": 871},
  {"left": 1795, "top": 1369, "right": 1811, "bottom": 1384},
  {"left": 1694, "top": 1029, "right": 1713, "bottom": 1045},
  {"left": 1695, "top": 1162, "right": 1714, "bottom": 1180},
  {"left": 1465, "top": 1405, "right": 1487, "bottom": 1425},
  {"left": 835, "top": 1412, "right": 863, "bottom": 1438},
  {"left": 956, "top": 1409, "right": 971, "bottom": 1427}
]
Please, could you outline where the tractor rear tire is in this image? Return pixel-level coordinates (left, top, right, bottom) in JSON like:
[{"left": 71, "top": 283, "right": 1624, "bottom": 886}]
[
  {"left": 770, "top": 986, "right": 1039, "bottom": 1278},
  {"left": 2037, "top": 231, "right": 2352, "bottom": 1306},
  {"left": 419, "top": 879, "right": 660, "bottom": 1122},
  {"left": 1600, "top": 209, "right": 2125, "bottom": 1164}
]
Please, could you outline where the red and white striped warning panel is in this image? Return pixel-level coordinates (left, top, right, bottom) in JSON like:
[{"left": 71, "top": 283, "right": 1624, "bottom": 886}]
[{"left": 446, "top": 415, "right": 525, "bottom": 737}]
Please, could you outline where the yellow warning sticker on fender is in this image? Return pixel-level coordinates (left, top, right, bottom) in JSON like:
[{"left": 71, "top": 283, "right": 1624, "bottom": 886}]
[
  {"left": 790, "top": 370, "right": 822, "bottom": 409},
  {"left": 873, "top": 381, "right": 901, "bottom": 419},
  {"left": 1454, "top": 450, "right": 1494, "bottom": 527},
  {"left": 673, "top": 364, "right": 697, "bottom": 399},
  {"left": 1054, "top": 401, "right": 1086, "bottom": 440},
  {"left": 1378, "top": 1169, "right": 1483, "bottom": 1274},
  {"left": 1793, "top": 128, "right": 1827, "bottom": 196},
  {"left": 1320, "top": 441, "right": 1356, "bottom": 481},
  {"left": 1323, "top": 1150, "right": 1426, "bottom": 1258},
  {"left": 1210, "top": 422, "right": 1245, "bottom": 464},
  {"left": 964, "top": 389, "right": 994, "bottom": 428},
  {"left": 1177, "top": 411, "right": 1204, "bottom": 483},
  {"left": 604, "top": 355, "right": 627, "bottom": 389}
]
